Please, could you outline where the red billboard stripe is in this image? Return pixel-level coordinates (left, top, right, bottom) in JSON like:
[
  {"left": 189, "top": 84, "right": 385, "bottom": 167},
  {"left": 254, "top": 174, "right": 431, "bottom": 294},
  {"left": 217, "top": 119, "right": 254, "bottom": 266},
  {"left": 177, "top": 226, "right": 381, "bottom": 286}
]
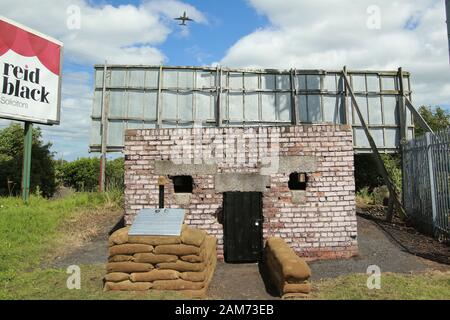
[{"left": 0, "top": 19, "right": 61, "bottom": 75}]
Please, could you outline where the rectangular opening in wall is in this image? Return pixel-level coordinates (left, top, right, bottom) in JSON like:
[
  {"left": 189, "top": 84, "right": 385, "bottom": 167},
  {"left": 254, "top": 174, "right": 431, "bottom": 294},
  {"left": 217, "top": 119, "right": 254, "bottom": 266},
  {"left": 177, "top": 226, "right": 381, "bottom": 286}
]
[
  {"left": 289, "top": 172, "right": 308, "bottom": 190},
  {"left": 170, "top": 176, "right": 193, "bottom": 193}
]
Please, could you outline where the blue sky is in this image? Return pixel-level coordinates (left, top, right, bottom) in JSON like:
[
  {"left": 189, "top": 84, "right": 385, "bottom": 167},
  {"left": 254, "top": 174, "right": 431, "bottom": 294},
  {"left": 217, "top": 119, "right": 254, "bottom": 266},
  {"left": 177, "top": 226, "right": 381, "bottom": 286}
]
[
  {"left": 0, "top": 0, "right": 449, "bottom": 161},
  {"left": 66, "top": 0, "right": 269, "bottom": 72}
]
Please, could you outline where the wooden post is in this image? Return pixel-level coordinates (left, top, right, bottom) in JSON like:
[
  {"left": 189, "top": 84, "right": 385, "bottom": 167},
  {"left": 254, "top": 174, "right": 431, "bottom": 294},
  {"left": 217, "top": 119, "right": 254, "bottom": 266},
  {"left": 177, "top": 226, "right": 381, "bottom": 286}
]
[
  {"left": 216, "top": 66, "right": 222, "bottom": 127},
  {"left": 290, "top": 69, "right": 298, "bottom": 125},
  {"left": 99, "top": 63, "right": 108, "bottom": 192},
  {"left": 156, "top": 65, "right": 163, "bottom": 129}
]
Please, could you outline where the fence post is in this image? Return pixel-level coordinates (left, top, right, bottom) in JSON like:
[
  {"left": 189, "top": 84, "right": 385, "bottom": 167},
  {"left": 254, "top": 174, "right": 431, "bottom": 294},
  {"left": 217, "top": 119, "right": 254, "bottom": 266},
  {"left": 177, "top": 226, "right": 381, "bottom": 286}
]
[{"left": 426, "top": 132, "right": 437, "bottom": 230}]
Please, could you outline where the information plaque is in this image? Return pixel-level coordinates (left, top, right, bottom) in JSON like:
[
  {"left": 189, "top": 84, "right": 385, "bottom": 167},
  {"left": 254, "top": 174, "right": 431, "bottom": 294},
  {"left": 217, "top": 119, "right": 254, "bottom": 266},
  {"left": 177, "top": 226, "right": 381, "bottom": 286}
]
[{"left": 128, "top": 208, "right": 185, "bottom": 236}]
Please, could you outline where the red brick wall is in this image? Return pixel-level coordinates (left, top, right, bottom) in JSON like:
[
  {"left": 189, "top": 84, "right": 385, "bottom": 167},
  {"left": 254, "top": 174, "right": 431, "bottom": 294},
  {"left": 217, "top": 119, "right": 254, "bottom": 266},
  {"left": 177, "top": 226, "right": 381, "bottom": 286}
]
[{"left": 124, "top": 125, "right": 358, "bottom": 261}]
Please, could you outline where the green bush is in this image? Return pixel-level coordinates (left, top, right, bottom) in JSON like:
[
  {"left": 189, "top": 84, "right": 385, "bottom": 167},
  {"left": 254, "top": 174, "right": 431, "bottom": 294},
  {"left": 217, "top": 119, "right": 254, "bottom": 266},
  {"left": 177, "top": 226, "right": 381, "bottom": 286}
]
[
  {"left": 57, "top": 157, "right": 124, "bottom": 192},
  {"left": 356, "top": 186, "right": 374, "bottom": 205},
  {"left": 354, "top": 155, "right": 383, "bottom": 192},
  {"left": 381, "top": 154, "right": 402, "bottom": 194},
  {"left": 106, "top": 157, "right": 124, "bottom": 192},
  {"left": 0, "top": 124, "right": 56, "bottom": 197},
  {"left": 355, "top": 154, "right": 402, "bottom": 194},
  {"left": 373, "top": 185, "right": 389, "bottom": 206}
]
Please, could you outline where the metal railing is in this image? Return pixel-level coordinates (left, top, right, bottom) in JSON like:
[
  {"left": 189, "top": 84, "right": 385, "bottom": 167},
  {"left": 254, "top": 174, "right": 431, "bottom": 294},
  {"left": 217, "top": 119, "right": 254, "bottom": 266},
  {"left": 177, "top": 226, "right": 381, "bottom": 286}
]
[{"left": 403, "top": 129, "right": 450, "bottom": 241}]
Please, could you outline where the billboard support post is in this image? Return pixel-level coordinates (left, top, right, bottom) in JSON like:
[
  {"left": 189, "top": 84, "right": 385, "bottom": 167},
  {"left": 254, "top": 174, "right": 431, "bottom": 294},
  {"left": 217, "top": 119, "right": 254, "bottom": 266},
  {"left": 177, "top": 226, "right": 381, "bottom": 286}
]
[
  {"left": 22, "top": 122, "right": 32, "bottom": 203},
  {"left": 99, "top": 62, "right": 108, "bottom": 192}
]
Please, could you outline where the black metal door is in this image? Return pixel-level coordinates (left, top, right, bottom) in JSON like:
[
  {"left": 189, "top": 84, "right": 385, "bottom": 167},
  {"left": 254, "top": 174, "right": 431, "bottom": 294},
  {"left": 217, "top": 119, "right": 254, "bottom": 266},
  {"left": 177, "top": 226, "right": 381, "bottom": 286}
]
[{"left": 223, "top": 192, "right": 263, "bottom": 263}]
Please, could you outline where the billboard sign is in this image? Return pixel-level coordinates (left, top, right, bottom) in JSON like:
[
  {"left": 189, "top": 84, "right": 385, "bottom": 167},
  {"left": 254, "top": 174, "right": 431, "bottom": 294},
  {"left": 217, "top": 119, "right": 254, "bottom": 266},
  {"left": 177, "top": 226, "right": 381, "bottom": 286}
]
[{"left": 0, "top": 16, "right": 63, "bottom": 125}]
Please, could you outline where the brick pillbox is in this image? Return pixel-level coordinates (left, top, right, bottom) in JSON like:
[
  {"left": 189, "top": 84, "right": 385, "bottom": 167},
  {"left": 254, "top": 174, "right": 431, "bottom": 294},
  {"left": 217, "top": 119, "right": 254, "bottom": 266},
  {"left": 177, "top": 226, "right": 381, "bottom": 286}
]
[{"left": 124, "top": 125, "right": 358, "bottom": 261}]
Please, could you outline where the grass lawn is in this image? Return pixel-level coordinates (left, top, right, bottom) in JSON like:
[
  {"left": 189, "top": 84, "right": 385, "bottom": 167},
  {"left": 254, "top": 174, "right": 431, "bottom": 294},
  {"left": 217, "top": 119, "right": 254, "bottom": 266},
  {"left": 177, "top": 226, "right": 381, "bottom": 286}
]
[
  {"left": 2, "top": 264, "right": 183, "bottom": 300},
  {"left": 313, "top": 271, "right": 450, "bottom": 300}
]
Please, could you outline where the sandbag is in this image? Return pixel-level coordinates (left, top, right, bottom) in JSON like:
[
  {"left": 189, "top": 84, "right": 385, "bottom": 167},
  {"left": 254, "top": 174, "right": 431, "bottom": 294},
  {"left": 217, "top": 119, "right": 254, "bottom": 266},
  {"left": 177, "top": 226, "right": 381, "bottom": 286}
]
[
  {"left": 157, "top": 260, "right": 205, "bottom": 272},
  {"left": 283, "top": 283, "right": 311, "bottom": 294},
  {"left": 180, "top": 249, "right": 216, "bottom": 282},
  {"left": 180, "top": 254, "right": 204, "bottom": 263},
  {"left": 280, "top": 260, "right": 311, "bottom": 282},
  {"left": 265, "top": 254, "right": 286, "bottom": 290},
  {"left": 105, "top": 280, "right": 152, "bottom": 291},
  {"left": 104, "top": 272, "right": 130, "bottom": 282},
  {"left": 106, "top": 262, "right": 153, "bottom": 273},
  {"left": 152, "top": 279, "right": 204, "bottom": 291},
  {"left": 133, "top": 253, "right": 178, "bottom": 264},
  {"left": 181, "top": 228, "right": 206, "bottom": 247},
  {"left": 179, "top": 270, "right": 207, "bottom": 282},
  {"left": 266, "top": 237, "right": 286, "bottom": 247},
  {"left": 180, "top": 237, "right": 214, "bottom": 263},
  {"left": 266, "top": 238, "right": 311, "bottom": 281},
  {"left": 202, "top": 236, "right": 217, "bottom": 257},
  {"left": 154, "top": 244, "right": 200, "bottom": 256},
  {"left": 108, "top": 227, "right": 130, "bottom": 246},
  {"left": 109, "top": 244, "right": 153, "bottom": 256},
  {"left": 128, "top": 235, "right": 181, "bottom": 246},
  {"left": 130, "top": 270, "right": 179, "bottom": 282},
  {"left": 108, "top": 255, "right": 134, "bottom": 262},
  {"left": 282, "top": 292, "right": 309, "bottom": 300}
]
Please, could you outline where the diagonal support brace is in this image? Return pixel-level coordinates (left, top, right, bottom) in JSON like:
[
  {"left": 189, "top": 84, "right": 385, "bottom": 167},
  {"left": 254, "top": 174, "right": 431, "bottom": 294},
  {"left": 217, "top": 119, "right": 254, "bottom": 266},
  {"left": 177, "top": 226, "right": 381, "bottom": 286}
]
[
  {"left": 342, "top": 70, "right": 407, "bottom": 221},
  {"left": 403, "top": 95, "right": 434, "bottom": 135}
]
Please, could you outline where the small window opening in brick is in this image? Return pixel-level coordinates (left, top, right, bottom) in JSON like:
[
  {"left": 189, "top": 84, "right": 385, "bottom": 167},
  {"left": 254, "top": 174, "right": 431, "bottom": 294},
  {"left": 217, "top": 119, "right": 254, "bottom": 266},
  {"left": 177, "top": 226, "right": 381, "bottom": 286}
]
[
  {"left": 288, "top": 172, "right": 308, "bottom": 190},
  {"left": 171, "top": 176, "right": 193, "bottom": 193}
]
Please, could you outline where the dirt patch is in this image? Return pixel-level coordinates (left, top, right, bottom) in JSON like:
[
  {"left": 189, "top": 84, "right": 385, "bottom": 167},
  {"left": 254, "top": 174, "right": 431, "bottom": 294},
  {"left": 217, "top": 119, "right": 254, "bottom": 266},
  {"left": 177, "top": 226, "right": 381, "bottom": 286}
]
[
  {"left": 357, "top": 208, "right": 450, "bottom": 266},
  {"left": 50, "top": 206, "right": 124, "bottom": 268}
]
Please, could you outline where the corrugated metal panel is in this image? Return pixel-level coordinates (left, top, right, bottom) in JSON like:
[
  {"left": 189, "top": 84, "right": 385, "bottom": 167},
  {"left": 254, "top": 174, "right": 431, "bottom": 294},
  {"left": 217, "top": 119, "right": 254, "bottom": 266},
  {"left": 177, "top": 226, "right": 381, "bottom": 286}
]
[{"left": 89, "top": 66, "right": 414, "bottom": 153}]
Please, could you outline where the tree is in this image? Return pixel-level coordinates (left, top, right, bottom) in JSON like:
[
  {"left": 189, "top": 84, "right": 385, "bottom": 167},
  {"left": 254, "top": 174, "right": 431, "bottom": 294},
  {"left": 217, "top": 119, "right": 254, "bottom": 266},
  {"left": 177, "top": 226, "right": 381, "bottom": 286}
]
[
  {"left": 0, "top": 123, "right": 56, "bottom": 197},
  {"left": 57, "top": 157, "right": 100, "bottom": 192},
  {"left": 415, "top": 106, "right": 450, "bottom": 137},
  {"left": 57, "top": 157, "right": 124, "bottom": 192}
]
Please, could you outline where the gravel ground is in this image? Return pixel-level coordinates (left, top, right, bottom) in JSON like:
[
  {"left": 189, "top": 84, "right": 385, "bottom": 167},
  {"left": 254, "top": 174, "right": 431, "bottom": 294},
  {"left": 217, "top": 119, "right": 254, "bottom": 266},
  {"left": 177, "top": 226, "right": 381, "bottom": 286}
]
[{"left": 309, "top": 216, "right": 448, "bottom": 281}]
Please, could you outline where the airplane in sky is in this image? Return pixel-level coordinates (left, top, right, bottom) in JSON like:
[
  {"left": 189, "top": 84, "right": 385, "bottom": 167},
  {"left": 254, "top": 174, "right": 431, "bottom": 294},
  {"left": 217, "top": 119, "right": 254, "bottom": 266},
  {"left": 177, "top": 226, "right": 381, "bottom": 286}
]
[{"left": 174, "top": 11, "right": 194, "bottom": 26}]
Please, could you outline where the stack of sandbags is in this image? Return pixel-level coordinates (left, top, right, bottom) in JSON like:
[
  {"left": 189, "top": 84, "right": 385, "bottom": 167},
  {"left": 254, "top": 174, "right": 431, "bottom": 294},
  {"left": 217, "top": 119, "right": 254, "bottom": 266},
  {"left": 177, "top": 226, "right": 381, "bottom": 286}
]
[
  {"left": 265, "top": 237, "right": 311, "bottom": 299},
  {"left": 104, "top": 225, "right": 217, "bottom": 297}
]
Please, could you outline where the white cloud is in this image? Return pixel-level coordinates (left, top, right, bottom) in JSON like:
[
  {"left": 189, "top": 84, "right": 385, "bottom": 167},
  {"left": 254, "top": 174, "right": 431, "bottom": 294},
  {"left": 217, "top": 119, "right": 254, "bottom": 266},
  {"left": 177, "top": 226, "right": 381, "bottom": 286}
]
[
  {"left": 0, "top": 0, "right": 207, "bottom": 65},
  {"left": 221, "top": 0, "right": 450, "bottom": 107}
]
